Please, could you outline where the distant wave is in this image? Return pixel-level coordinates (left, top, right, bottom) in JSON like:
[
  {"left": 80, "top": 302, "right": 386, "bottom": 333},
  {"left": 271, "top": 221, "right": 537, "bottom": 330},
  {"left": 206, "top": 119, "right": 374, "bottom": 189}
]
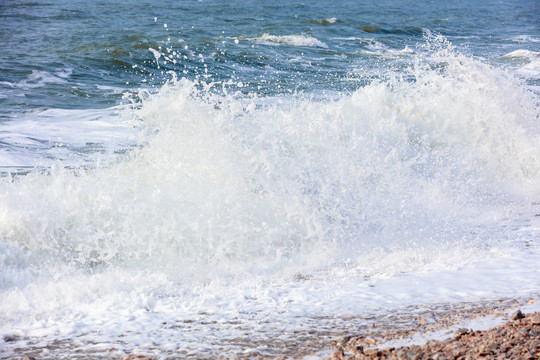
[
  {"left": 7, "top": 69, "right": 72, "bottom": 89},
  {"left": 309, "top": 17, "right": 339, "bottom": 25},
  {"left": 360, "top": 25, "right": 425, "bottom": 36},
  {"left": 360, "top": 45, "right": 415, "bottom": 57},
  {"left": 351, "top": 38, "right": 415, "bottom": 57},
  {"left": 508, "top": 35, "right": 540, "bottom": 44},
  {"left": 501, "top": 50, "right": 540, "bottom": 80},
  {"left": 501, "top": 49, "right": 540, "bottom": 60},
  {"left": 249, "top": 33, "right": 329, "bottom": 48}
]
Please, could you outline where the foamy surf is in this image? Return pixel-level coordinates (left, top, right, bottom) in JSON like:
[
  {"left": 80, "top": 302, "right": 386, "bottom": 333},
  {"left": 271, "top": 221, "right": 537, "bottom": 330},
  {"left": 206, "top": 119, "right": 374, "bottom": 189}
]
[
  {"left": 0, "top": 107, "right": 139, "bottom": 171},
  {"left": 249, "top": 33, "right": 329, "bottom": 48},
  {"left": 1, "top": 38, "right": 540, "bottom": 358},
  {"left": 499, "top": 50, "right": 540, "bottom": 81},
  {"left": 508, "top": 35, "right": 540, "bottom": 44},
  {"left": 1, "top": 0, "right": 540, "bottom": 356},
  {"left": 310, "top": 17, "right": 339, "bottom": 25},
  {"left": 502, "top": 50, "right": 540, "bottom": 59}
]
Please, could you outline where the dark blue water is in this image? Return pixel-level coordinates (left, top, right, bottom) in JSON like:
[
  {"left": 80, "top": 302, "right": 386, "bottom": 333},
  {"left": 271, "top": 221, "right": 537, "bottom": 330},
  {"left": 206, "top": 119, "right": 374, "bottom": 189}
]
[{"left": 1, "top": 0, "right": 538, "bottom": 114}]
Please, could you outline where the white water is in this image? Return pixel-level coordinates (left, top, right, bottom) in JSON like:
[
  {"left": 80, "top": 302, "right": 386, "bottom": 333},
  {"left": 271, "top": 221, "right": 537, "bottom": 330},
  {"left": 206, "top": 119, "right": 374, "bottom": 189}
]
[
  {"left": 249, "top": 33, "right": 329, "bottom": 48},
  {"left": 0, "top": 107, "right": 139, "bottom": 170},
  {"left": 1, "top": 42, "right": 539, "bottom": 358}
]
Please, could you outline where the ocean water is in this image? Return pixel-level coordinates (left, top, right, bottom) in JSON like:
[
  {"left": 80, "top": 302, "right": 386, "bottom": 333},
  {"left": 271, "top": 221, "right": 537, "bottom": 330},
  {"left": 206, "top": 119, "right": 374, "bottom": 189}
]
[{"left": 1, "top": 0, "right": 539, "bottom": 358}]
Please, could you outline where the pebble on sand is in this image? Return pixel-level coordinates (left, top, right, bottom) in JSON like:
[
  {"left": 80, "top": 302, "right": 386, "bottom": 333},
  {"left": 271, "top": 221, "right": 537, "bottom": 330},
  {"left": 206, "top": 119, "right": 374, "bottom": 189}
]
[{"left": 327, "top": 311, "right": 540, "bottom": 360}]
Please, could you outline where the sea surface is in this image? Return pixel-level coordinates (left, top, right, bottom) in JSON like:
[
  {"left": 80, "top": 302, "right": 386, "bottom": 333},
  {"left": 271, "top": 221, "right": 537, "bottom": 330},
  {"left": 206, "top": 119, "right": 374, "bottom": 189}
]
[{"left": 1, "top": 0, "right": 539, "bottom": 358}]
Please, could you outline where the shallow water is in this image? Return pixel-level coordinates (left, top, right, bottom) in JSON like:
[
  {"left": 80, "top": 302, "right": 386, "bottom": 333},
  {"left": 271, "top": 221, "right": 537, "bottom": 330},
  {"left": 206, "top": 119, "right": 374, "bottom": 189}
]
[{"left": 1, "top": 0, "right": 539, "bottom": 358}]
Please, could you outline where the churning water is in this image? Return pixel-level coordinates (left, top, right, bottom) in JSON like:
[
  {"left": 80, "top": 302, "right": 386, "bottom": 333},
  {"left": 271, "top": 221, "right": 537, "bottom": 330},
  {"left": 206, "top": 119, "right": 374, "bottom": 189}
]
[{"left": 1, "top": 0, "right": 539, "bottom": 358}]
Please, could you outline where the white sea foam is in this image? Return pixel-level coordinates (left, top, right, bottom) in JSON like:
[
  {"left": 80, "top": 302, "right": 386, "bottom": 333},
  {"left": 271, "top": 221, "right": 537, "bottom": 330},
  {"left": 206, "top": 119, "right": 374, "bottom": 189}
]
[
  {"left": 501, "top": 50, "right": 540, "bottom": 80},
  {"left": 0, "top": 107, "right": 139, "bottom": 170},
  {"left": 11, "top": 69, "right": 73, "bottom": 89},
  {"left": 95, "top": 84, "right": 126, "bottom": 94},
  {"left": 345, "top": 37, "right": 416, "bottom": 58},
  {"left": 361, "top": 45, "right": 415, "bottom": 57},
  {"left": 249, "top": 33, "right": 329, "bottom": 48},
  {"left": 1, "top": 41, "right": 539, "bottom": 357},
  {"left": 312, "top": 17, "right": 338, "bottom": 25},
  {"left": 148, "top": 47, "right": 162, "bottom": 68},
  {"left": 501, "top": 49, "right": 540, "bottom": 60},
  {"left": 508, "top": 35, "right": 540, "bottom": 43}
]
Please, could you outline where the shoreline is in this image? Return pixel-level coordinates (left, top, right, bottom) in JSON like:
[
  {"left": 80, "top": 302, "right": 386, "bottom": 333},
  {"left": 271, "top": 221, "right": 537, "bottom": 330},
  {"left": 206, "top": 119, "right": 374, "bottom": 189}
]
[
  {"left": 325, "top": 310, "right": 540, "bottom": 360},
  {"left": 312, "top": 297, "right": 540, "bottom": 360},
  {"left": 3, "top": 297, "right": 539, "bottom": 359}
]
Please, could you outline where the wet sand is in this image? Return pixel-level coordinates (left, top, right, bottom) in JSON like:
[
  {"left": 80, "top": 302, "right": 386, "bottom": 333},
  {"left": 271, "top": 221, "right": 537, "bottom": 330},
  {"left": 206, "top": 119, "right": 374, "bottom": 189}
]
[
  {"left": 327, "top": 310, "right": 540, "bottom": 360},
  {"left": 4, "top": 298, "right": 539, "bottom": 359}
]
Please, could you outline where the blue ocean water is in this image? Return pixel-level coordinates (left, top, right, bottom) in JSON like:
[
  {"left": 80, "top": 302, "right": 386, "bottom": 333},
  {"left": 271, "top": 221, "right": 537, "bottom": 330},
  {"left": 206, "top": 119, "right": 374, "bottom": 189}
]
[
  {"left": 1, "top": 0, "right": 538, "bottom": 111},
  {"left": 0, "top": 0, "right": 539, "bottom": 358}
]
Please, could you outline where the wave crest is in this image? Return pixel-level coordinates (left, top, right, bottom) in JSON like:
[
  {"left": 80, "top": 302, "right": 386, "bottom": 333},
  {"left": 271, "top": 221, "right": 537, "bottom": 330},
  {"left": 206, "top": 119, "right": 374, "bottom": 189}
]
[{"left": 249, "top": 33, "right": 329, "bottom": 48}]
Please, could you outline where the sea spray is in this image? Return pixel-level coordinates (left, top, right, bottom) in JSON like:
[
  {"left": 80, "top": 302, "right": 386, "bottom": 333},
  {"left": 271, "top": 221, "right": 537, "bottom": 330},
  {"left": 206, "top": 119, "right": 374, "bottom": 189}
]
[
  {"left": 1, "top": 41, "right": 538, "bottom": 289},
  {"left": 0, "top": 6, "right": 539, "bottom": 355},
  {"left": 1, "top": 0, "right": 540, "bottom": 357}
]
